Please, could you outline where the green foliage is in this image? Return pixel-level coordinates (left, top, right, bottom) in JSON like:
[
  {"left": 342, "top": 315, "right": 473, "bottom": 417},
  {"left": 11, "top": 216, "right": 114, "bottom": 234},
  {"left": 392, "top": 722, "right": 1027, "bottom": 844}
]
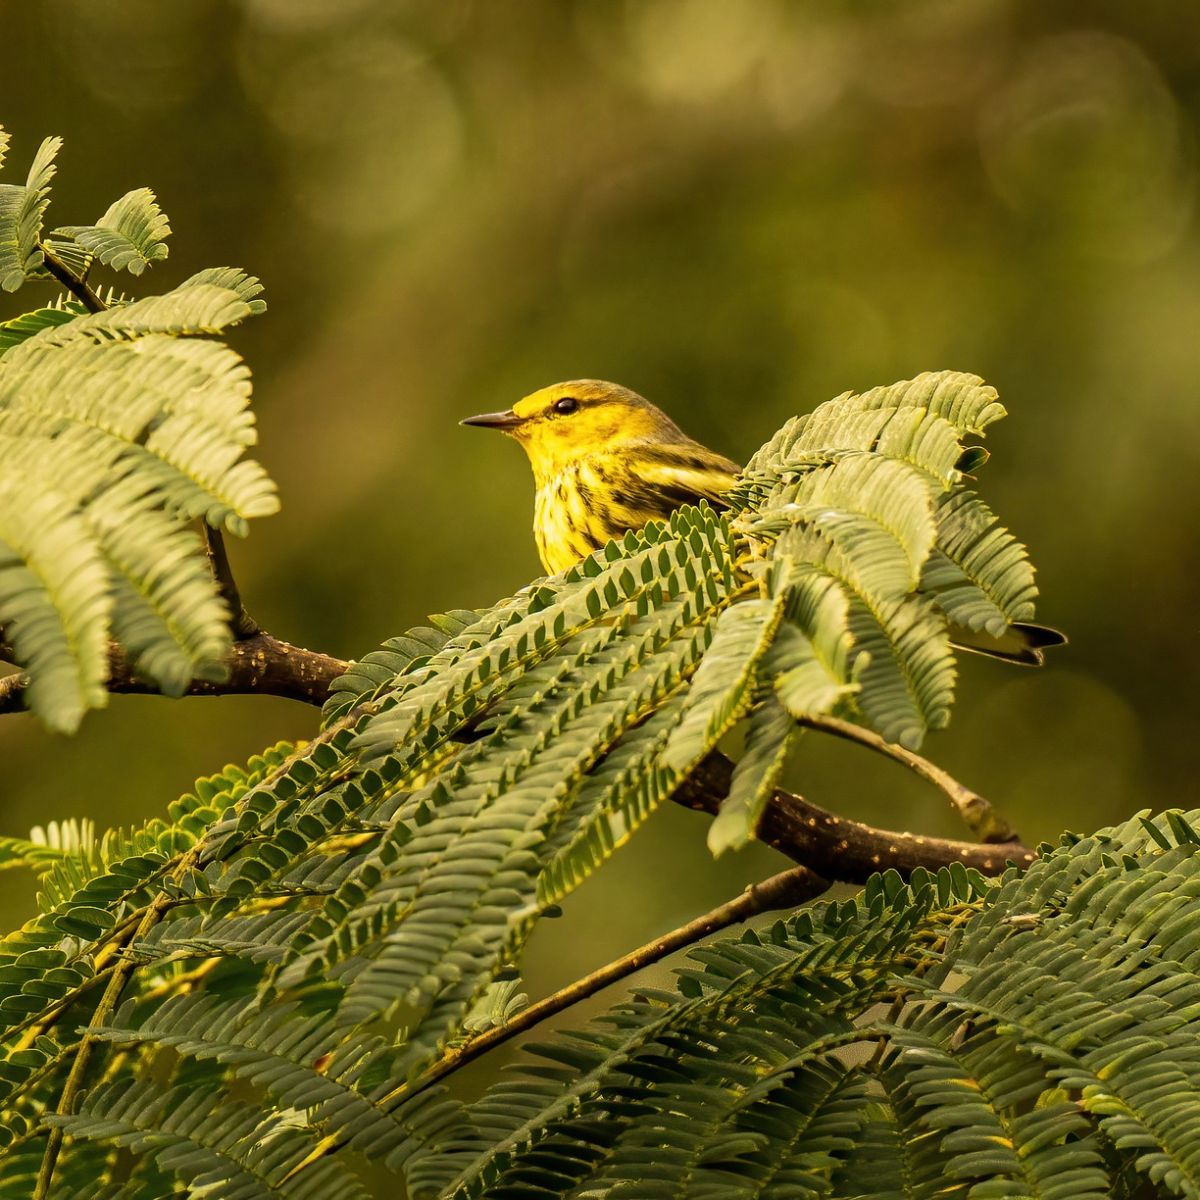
[
  {"left": 0, "top": 820, "right": 95, "bottom": 875},
  {"left": 0, "top": 129, "right": 277, "bottom": 731},
  {"left": 0, "top": 133, "right": 58, "bottom": 291},
  {"left": 0, "top": 301, "right": 80, "bottom": 352},
  {"left": 0, "top": 321, "right": 1087, "bottom": 1194},
  {"left": 1, "top": 125, "right": 1091, "bottom": 1198},
  {"left": 50, "top": 187, "right": 171, "bottom": 277},
  {"left": 413, "top": 809, "right": 1200, "bottom": 1200}
]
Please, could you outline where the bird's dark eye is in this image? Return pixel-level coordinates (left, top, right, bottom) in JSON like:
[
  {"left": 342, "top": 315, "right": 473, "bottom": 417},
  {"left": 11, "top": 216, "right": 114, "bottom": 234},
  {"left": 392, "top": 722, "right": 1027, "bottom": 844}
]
[{"left": 553, "top": 397, "right": 579, "bottom": 415}]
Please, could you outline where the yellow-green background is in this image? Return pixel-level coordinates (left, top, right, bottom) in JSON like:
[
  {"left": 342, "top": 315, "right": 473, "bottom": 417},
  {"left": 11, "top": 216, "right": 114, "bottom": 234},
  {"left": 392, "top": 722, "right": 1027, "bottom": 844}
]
[{"left": 1, "top": 0, "right": 1197, "bottom": 1070}]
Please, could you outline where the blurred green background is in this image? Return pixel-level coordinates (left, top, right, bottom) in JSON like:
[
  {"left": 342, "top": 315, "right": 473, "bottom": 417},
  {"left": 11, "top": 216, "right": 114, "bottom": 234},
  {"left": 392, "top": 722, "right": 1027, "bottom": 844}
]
[{"left": 1, "top": 0, "right": 1198, "bottom": 1042}]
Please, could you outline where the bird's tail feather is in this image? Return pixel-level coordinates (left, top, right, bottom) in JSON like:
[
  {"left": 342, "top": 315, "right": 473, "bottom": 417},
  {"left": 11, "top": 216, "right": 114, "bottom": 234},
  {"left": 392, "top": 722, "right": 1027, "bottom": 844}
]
[{"left": 949, "top": 621, "right": 1067, "bottom": 667}]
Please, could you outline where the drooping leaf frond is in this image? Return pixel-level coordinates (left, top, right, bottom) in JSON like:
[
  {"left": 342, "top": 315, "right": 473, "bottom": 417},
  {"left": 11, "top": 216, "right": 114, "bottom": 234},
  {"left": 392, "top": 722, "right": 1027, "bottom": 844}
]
[
  {"left": 0, "top": 131, "right": 278, "bottom": 728},
  {"left": 924, "top": 488, "right": 1038, "bottom": 635},
  {"left": 50, "top": 187, "right": 170, "bottom": 276},
  {"left": 706, "top": 688, "right": 796, "bottom": 855},
  {"left": 418, "top": 809, "right": 1200, "bottom": 1200}
]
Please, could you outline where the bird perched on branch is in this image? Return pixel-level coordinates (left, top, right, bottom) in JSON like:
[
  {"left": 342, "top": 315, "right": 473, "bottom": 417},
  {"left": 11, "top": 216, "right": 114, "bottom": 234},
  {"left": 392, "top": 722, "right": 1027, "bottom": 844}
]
[{"left": 463, "top": 379, "right": 1064, "bottom": 666}]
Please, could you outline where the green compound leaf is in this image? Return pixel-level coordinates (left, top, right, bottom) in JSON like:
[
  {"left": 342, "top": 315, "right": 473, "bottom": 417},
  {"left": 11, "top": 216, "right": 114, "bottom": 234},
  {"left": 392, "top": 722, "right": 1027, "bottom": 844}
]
[
  {"left": 0, "top": 135, "right": 59, "bottom": 292},
  {"left": 51, "top": 187, "right": 170, "bottom": 276},
  {"left": 0, "top": 270, "right": 274, "bottom": 729}
]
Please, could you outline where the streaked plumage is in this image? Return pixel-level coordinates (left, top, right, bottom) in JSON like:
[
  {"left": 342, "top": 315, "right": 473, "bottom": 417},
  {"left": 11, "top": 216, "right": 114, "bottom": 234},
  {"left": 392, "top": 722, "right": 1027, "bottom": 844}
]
[
  {"left": 462, "top": 379, "right": 739, "bottom": 574},
  {"left": 463, "top": 380, "right": 1065, "bottom": 665}
]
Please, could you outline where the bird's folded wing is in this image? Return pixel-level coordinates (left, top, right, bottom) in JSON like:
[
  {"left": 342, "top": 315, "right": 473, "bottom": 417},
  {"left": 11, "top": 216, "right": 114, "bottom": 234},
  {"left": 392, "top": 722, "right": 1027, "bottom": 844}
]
[{"left": 627, "top": 445, "right": 741, "bottom": 512}]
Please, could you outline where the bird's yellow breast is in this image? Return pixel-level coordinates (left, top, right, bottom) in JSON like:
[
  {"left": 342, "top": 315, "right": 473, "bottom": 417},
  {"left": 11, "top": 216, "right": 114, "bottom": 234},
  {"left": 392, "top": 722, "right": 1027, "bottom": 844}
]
[
  {"left": 530, "top": 452, "right": 738, "bottom": 575},
  {"left": 533, "top": 464, "right": 602, "bottom": 575}
]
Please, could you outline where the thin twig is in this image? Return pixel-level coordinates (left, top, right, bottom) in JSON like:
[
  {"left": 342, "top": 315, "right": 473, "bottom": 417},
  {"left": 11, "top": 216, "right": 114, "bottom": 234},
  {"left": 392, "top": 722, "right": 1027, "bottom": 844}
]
[
  {"left": 34, "top": 903, "right": 165, "bottom": 1198},
  {"left": 280, "top": 865, "right": 828, "bottom": 1185},
  {"left": 388, "top": 866, "right": 829, "bottom": 1109},
  {"left": 795, "top": 713, "right": 1015, "bottom": 842},
  {"left": 204, "top": 524, "right": 259, "bottom": 638},
  {"left": 38, "top": 243, "right": 105, "bottom": 313}
]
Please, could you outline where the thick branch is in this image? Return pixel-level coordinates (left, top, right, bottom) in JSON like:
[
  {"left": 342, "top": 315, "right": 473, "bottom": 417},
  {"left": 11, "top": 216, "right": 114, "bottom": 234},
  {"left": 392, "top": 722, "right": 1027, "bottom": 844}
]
[
  {"left": 384, "top": 865, "right": 830, "bottom": 1108},
  {"left": 0, "top": 633, "right": 347, "bottom": 713},
  {"left": 673, "top": 753, "right": 1034, "bottom": 878},
  {"left": 3, "top": 625, "right": 1033, "bottom": 880},
  {"left": 1, "top": 638, "right": 1032, "bottom": 876}
]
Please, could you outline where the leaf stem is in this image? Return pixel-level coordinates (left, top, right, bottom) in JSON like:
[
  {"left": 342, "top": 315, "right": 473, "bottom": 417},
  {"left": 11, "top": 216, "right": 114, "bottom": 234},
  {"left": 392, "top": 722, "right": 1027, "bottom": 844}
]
[
  {"left": 795, "top": 712, "right": 1015, "bottom": 842},
  {"left": 33, "top": 901, "right": 166, "bottom": 1198},
  {"left": 387, "top": 865, "right": 830, "bottom": 1108},
  {"left": 38, "top": 242, "right": 104, "bottom": 313},
  {"left": 204, "top": 523, "right": 259, "bottom": 638}
]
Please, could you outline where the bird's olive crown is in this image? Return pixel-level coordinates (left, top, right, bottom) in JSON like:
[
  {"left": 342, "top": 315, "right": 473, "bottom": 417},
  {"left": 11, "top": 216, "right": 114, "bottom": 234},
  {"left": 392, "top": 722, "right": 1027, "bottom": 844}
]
[
  {"left": 511, "top": 378, "right": 649, "bottom": 420},
  {"left": 3, "top": 126, "right": 1200, "bottom": 1200}
]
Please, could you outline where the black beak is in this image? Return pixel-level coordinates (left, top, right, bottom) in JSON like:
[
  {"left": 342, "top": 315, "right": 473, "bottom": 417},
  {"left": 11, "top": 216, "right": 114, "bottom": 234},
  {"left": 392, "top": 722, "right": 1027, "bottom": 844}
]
[{"left": 461, "top": 409, "right": 523, "bottom": 430}]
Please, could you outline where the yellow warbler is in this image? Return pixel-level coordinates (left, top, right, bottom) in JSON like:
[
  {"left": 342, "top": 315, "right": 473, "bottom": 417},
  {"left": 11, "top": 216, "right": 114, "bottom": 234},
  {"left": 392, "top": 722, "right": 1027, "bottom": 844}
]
[
  {"left": 463, "top": 379, "right": 1063, "bottom": 665},
  {"left": 463, "top": 379, "right": 739, "bottom": 575}
]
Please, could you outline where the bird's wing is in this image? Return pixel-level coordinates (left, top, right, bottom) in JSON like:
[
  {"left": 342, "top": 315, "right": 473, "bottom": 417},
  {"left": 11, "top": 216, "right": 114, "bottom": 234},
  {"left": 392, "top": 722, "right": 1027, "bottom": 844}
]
[
  {"left": 573, "top": 444, "right": 740, "bottom": 553},
  {"left": 625, "top": 444, "right": 741, "bottom": 511}
]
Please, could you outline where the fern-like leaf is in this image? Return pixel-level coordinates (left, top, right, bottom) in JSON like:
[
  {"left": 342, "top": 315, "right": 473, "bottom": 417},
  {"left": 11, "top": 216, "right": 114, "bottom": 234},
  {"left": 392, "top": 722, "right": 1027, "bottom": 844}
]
[
  {"left": 429, "top": 813, "right": 1200, "bottom": 1199},
  {"left": 52, "top": 187, "right": 170, "bottom": 276},
  {"left": 0, "top": 135, "right": 59, "bottom": 291},
  {"left": 0, "top": 267, "right": 275, "bottom": 727}
]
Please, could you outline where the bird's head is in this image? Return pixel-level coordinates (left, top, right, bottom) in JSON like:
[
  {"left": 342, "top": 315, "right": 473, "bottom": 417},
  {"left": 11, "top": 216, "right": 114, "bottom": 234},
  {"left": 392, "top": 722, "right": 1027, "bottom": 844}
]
[{"left": 462, "top": 379, "right": 688, "bottom": 483}]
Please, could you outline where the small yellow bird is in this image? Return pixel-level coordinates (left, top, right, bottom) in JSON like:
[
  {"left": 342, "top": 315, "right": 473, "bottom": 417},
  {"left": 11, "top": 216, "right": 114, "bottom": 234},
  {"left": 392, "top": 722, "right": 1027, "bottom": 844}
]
[
  {"left": 463, "top": 379, "right": 1064, "bottom": 665},
  {"left": 462, "top": 379, "right": 740, "bottom": 576}
]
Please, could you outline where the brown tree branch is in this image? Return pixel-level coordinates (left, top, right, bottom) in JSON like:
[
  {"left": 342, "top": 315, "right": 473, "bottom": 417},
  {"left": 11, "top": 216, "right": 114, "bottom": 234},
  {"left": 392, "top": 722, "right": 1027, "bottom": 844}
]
[
  {"left": 0, "top": 634, "right": 348, "bottom": 713},
  {"left": 281, "top": 864, "right": 831, "bottom": 1183},
  {"left": 674, "top": 753, "right": 1034, "bottom": 877},
  {"left": 795, "top": 713, "right": 1014, "bottom": 842},
  {"left": 2, "top": 628, "right": 1032, "bottom": 877}
]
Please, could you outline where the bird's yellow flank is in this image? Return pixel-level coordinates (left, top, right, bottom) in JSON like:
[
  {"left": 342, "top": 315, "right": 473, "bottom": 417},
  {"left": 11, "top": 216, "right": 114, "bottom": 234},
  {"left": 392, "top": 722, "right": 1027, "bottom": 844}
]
[{"left": 462, "top": 379, "right": 740, "bottom": 574}]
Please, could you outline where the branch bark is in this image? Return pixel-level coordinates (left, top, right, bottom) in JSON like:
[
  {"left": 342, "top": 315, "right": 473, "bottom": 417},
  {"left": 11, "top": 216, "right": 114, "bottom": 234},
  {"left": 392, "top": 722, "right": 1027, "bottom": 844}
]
[
  {"left": 1, "top": 633, "right": 1034, "bottom": 876},
  {"left": 795, "top": 713, "right": 1014, "bottom": 843},
  {"left": 674, "top": 753, "right": 1034, "bottom": 878},
  {"left": 0, "top": 633, "right": 347, "bottom": 712}
]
